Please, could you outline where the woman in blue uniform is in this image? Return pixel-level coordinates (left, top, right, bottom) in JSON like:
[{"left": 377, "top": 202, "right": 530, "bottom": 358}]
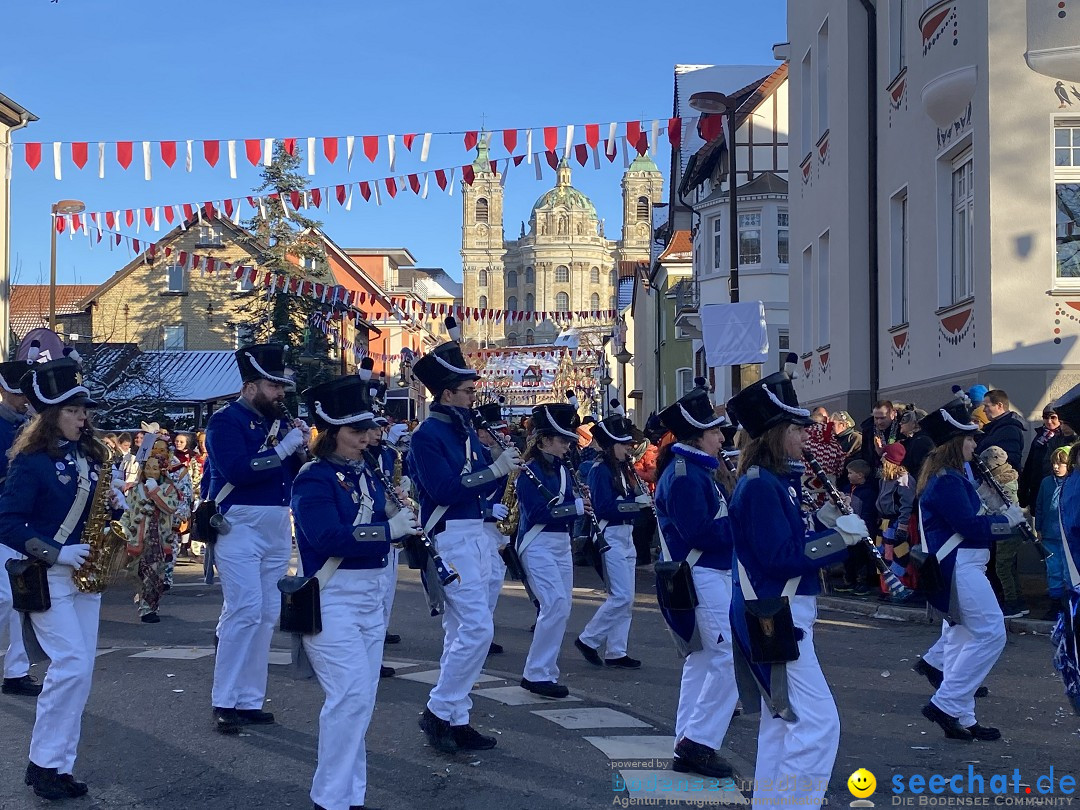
[
  {"left": 916, "top": 400, "right": 1025, "bottom": 741},
  {"left": 726, "top": 372, "right": 866, "bottom": 806},
  {"left": 575, "top": 414, "right": 650, "bottom": 670},
  {"left": 0, "top": 357, "right": 112, "bottom": 801},
  {"left": 651, "top": 388, "right": 738, "bottom": 779},
  {"left": 291, "top": 376, "right": 420, "bottom": 810},
  {"left": 517, "top": 402, "right": 585, "bottom": 699}
]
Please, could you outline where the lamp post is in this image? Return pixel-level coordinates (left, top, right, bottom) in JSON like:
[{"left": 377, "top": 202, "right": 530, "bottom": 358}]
[{"left": 49, "top": 199, "right": 85, "bottom": 331}]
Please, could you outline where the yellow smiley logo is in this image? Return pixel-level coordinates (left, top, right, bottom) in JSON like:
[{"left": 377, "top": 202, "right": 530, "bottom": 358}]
[{"left": 848, "top": 768, "right": 876, "bottom": 799}]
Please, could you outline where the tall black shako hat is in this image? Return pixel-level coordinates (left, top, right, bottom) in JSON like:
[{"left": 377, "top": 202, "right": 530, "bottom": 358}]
[
  {"left": 918, "top": 398, "right": 982, "bottom": 446},
  {"left": 411, "top": 317, "right": 478, "bottom": 398},
  {"left": 0, "top": 361, "right": 29, "bottom": 395},
  {"left": 356, "top": 357, "right": 387, "bottom": 426},
  {"left": 725, "top": 370, "right": 812, "bottom": 440},
  {"left": 235, "top": 343, "right": 294, "bottom": 386},
  {"left": 304, "top": 375, "right": 378, "bottom": 431},
  {"left": 1053, "top": 383, "right": 1080, "bottom": 434},
  {"left": 593, "top": 414, "right": 635, "bottom": 449},
  {"left": 21, "top": 352, "right": 97, "bottom": 412},
  {"left": 532, "top": 403, "right": 580, "bottom": 440},
  {"left": 660, "top": 387, "right": 728, "bottom": 441},
  {"left": 474, "top": 397, "right": 507, "bottom": 430}
]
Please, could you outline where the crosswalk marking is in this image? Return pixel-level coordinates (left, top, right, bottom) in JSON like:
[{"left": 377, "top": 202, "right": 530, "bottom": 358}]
[{"left": 531, "top": 707, "right": 652, "bottom": 729}]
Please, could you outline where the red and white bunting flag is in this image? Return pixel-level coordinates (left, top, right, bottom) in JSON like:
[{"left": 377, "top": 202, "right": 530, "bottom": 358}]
[
  {"left": 387, "top": 134, "right": 396, "bottom": 172},
  {"left": 462, "top": 165, "right": 475, "bottom": 186},
  {"left": 503, "top": 129, "right": 517, "bottom": 153},
  {"left": 117, "top": 141, "right": 133, "bottom": 170},
  {"left": 227, "top": 140, "right": 237, "bottom": 179},
  {"left": 307, "top": 137, "right": 316, "bottom": 175},
  {"left": 24, "top": 143, "right": 41, "bottom": 170},
  {"left": 245, "top": 139, "right": 261, "bottom": 165},
  {"left": 71, "top": 142, "right": 88, "bottom": 169},
  {"left": 402, "top": 133, "right": 417, "bottom": 151},
  {"left": 563, "top": 124, "right": 574, "bottom": 159},
  {"left": 283, "top": 138, "right": 297, "bottom": 156},
  {"left": 543, "top": 126, "right": 558, "bottom": 152},
  {"left": 323, "top": 137, "right": 338, "bottom": 163},
  {"left": 420, "top": 132, "right": 431, "bottom": 162},
  {"left": 204, "top": 140, "right": 220, "bottom": 168},
  {"left": 161, "top": 141, "right": 177, "bottom": 167},
  {"left": 52, "top": 142, "right": 61, "bottom": 180},
  {"left": 143, "top": 141, "right": 153, "bottom": 180},
  {"left": 464, "top": 131, "right": 478, "bottom": 151},
  {"left": 363, "top": 135, "right": 378, "bottom": 163}
]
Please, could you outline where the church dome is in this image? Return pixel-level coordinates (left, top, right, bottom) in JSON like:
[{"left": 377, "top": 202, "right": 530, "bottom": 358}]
[{"left": 530, "top": 159, "right": 597, "bottom": 220}]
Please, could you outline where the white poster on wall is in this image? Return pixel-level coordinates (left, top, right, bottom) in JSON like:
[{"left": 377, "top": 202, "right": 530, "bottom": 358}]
[{"left": 700, "top": 301, "right": 770, "bottom": 367}]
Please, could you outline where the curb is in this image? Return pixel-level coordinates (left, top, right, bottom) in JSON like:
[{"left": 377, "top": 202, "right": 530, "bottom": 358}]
[{"left": 817, "top": 595, "right": 1055, "bottom": 635}]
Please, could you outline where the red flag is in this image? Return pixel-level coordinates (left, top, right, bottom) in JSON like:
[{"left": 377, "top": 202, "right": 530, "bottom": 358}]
[
  {"left": 245, "top": 139, "right": 261, "bottom": 165},
  {"left": 363, "top": 135, "right": 379, "bottom": 162},
  {"left": 385, "top": 178, "right": 397, "bottom": 198},
  {"left": 359, "top": 181, "right": 371, "bottom": 201},
  {"left": 116, "top": 141, "right": 133, "bottom": 169},
  {"left": 667, "top": 117, "right": 682, "bottom": 149},
  {"left": 462, "top": 165, "right": 475, "bottom": 185},
  {"left": 283, "top": 138, "right": 297, "bottom": 156},
  {"left": 604, "top": 139, "right": 618, "bottom": 162},
  {"left": 408, "top": 174, "right": 420, "bottom": 194},
  {"left": 489, "top": 160, "right": 498, "bottom": 173},
  {"left": 626, "top": 120, "right": 642, "bottom": 149},
  {"left": 144, "top": 207, "right": 153, "bottom": 225},
  {"left": 179, "top": 251, "right": 188, "bottom": 266},
  {"left": 503, "top": 129, "right": 517, "bottom": 153},
  {"left": 435, "top": 169, "right": 448, "bottom": 190},
  {"left": 545, "top": 150, "right": 559, "bottom": 169},
  {"left": 323, "top": 138, "right": 338, "bottom": 163},
  {"left": 206, "top": 258, "right": 216, "bottom": 273},
  {"left": 71, "top": 142, "right": 88, "bottom": 169},
  {"left": 182, "top": 203, "right": 195, "bottom": 221},
  {"left": 223, "top": 198, "right": 235, "bottom": 217},
  {"left": 289, "top": 190, "right": 301, "bottom": 209},
  {"left": 585, "top": 123, "right": 600, "bottom": 148},
  {"left": 402, "top": 133, "right": 417, "bottom": 151},
  {"left": 163, "top": 206, "right": 174, "bottom": 224},
  {"left": 512, "top": 155, "right": 525, "bottom": 166},
  {"left": 310, "top": 188, "right": 322, "bottom": 208},
  {"left": 574, "top": 143, "right": 588, "bottom": 166},
  {"left": 203, "top": 140, "right": 220, "bottom": 167},
  {"left": 24, "top": 143, "right": 41, "bottom": 170},
  {"left": 191, "top": 255, "right": 200, "bottom": 270},
  {"left": 105, "top": 211, "right": 116, "bottom": 229},
  {"left": 125, "top": 209, "right": 135, "bottom": 227},
  {"left": 161, "top": 141, "right": 177, "bottom": 167},
  {"left": 203, "top": 202, "right": 216, "bottom": 220},
  {"left": 699, "top": 114, "right": 724, "bottom": 143},
  {"left": 543, "top": 127, "right": 558, "bottom": 152},
  {"left": 132, "top": 239, "right": 140, "bottom": 253},
  {"left": 464, "top": 131, "right": 478, "bottom": 151},
  {"left": 336, "top": 184, "right": 347, "bottom": 205}
]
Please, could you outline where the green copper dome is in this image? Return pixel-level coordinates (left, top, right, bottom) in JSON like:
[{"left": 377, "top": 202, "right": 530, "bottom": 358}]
[
  {"left": 628, "top": 152, "right": 659, "bottom": 173},
  {"left": 530, "top": 159, "right": 597, "bottom": 220}
]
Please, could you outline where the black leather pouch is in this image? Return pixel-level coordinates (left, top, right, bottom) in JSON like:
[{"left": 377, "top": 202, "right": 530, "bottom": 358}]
[
  {"left": 277, "top": 576, "right": 321, "bottom": 635},
  {"left": 654, "top": 560, "right": 698, "bottom": 612},
  {"left": 744, "top": 596, "right": 800, "bottom": 664},
  {"left": 6, "top": 558, "right": 51, "bottom": 613}
]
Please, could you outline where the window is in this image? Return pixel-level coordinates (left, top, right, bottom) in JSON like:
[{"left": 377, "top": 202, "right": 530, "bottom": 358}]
[
  {"left": 610, "top": 295, "right": 616, "bottom": 309},
  {"left": 890, "top": 0, "right": 906, "bottom": 78},
  {"left": 713, "top": 218, "right": 725, "bottom": 270},
  {"left": 507, "top": 296, "right": 518, "bottom": 311},
  {"left": 590, "top": 266, "right": 600, "bottom": 284},
  {"left": 300, "top": 255, "right": 318, "bottom": 271},
  {"left": 555, "top": 265, "right": 570, "bottom": 283},
  {"left": 165, "top": 263, "right": 186, "bottom": 293},
  {"left": 950, "top": 154, "right": 974, "bottom": 302},
  {"left": 555, "top": 292, "right": 570, "bottom": 312},
  {"left": 507, "top": 270, "right": 518, "bottom": 287},
  {"left": 1055, "top": 124, "right": 1080, "bottom": 281},
  {"left": 198, "top": 224, "right": 222, "bottom": 246},
  {"left": 479, "top": 295, "right": 488, "bottom": 309},
  {"left": 818, "top": 231, "right": 831, "bottom": 346},
  {"left": 525, "top": 329, "right": 535, "bottom": 345},
  {"left": 525, "top": 293, "right": 535, "bottom": 311},
  {"left": 609, "top": 269, "right": 616, "bottom": 286},
  {"left": 778, "top": 330, "right": 791, "bottom": 372},
  {"left": 236, "top": 265, "right": 255, "bottom": 292},
  {"left": 525, "top": 266, "right": 535, "bottom": 284},
  {"left": 235, "top": 323, "right": 256, "bottom": 349},
  {"left": 778, "top": 210, "right": 790, "bottom": 264},
  {"left": 164, "top": 325, "right": 186, "bottom": 351},
  {"left": 738, "top": 212, "right": 762, "bottom": 265},
  {"left": 817, "top": 18, "right": 829, "bottom": 135},
  {"left": 676, "top": 367, "right": 694, "bottom": 398},
  {"left": 802, "top": 246, "right": 814, "bottom": 348},
  {"left": 476, "top": 197, "right": 489, "bottom": 224},
  {"left": 506, "top": 332, "right": 519, "bottom": 346},
  {"left": 800, "top": 48, "right": 812, "bottom": 156},
  {"left": 636, "top": 196, "right": 650, "bottom": 221},
  {"left": 478, "top": 269, "right": 488, "bottom": 287},
  {"left": 590, "top": 292, "right": 600, "bottom": 309},
  {"left": 890, "top": 191, "right": 909, "bottom": 325}
]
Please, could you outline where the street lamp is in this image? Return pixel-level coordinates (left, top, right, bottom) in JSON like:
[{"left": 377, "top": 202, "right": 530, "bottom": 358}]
[
  {"left": 50, "top": 199, "right": 85, "bottom": 331},
  {"left": 614, "top": 345, "right": 632, "bottom": 413},
  {"left": 688, "top": 91, "right": 743, "bottom": 396}
]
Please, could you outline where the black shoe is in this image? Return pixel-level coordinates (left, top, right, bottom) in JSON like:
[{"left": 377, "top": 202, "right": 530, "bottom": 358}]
[
  {"left": 162, "top": 583, "right": 171, "bottom": 593},
  {"left": 574, "top": 638, "right": 603, "bottom": 667},
  {"left": 672, "top": 738, "right": 736, "bottom": 779},
  {"left": 384, "top": 632, "right": 401, "bottom": 645},
  {"left": 451, "top": 724, "right": 498, "bottom": 750},
  {"left": 487, "top": 641, "right": 504, "bottom": 656},
  {"left": 380, "top": 665, "right": 396, "bottom": 678},
  {"left": 975, "top": 686, "right": 990, "bottom": 698},
  {"left": 213, "top": 707, "right": 242, "bottom": 734},
  {"left": 965, "top": 723, "right": 1001, "bottom": 741},
  {"left": 922, "top": 702, "right": 974, "bottom": 741},
  {"left": 25, "top": 762, "right": 73, "bottom": 801},
  {"left": 605, "top": 655, "right": 642, "bottom": 669},
  {"left": 140, "top": 612, "right": 160, "bottom": 624},
  {"left": 418, "top": 707, "right": 458, "bottom": 753},
  {"left": 58, "top": 773, "right": 88, "bottom": 797},
  {"left": 912, "top": 658, "right": 944, "bottom": 689},
  {"left": 3, "top": 674, "right": 43, "bottom": 696},
  {"left": 236, "top": 708, "right": 275, "bottom": 725},
  {"left": 520, "top": 678, "right": 569, "bottom": 698},
  {"left": 1002, "top": 601, "right": 1029, "bottom": 619}
]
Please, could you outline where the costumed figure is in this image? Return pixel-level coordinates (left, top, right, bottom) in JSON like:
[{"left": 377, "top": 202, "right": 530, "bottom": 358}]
[
  {"left": 122, "top": 449, "right": 179, "bottom": 623},
  {"left": 473, "top": 400, "right": 511, "bottom": 657}
]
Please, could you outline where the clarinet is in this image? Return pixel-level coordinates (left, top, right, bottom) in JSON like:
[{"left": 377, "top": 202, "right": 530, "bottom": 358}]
[
  {"left": 361, "top": 449, "right": 460, "bottom": 586},
  {"left": 803, "top": 450, "right": 914, "bottom": 600},
  {"left": 472, "top": 410, "right": 560, "bottom": 506},
  {"left": 567, "top": 446, "right": 610, "bottom": 554},
  {"left": 970, "top": 456, "right": 1051, "bottom": 560}
]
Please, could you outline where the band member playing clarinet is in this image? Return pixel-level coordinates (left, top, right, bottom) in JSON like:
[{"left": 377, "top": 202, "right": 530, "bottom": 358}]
[
  {"left": 409, "top": 319, "right": 522, "bottom": 754},
  {"left": 517, "top": 403, "right": 585, "bottom": 698},
  {"left": 915, "top": 399, "right": 1023, "bottom": 741},
  {"left": 727, "top": 372, "right": 866, "bottom": 806},
  {"left": 292, "top": 375, "right": 420, "bottom": 810},
  {"left": 205, "top": 344, "right": 310, "bottom": 734},
  {"left": 575, "top": 414, "right": 649, "bottom": 670},
  {"left": 653, "top": 388, "right": 737, "bottom": 779}
]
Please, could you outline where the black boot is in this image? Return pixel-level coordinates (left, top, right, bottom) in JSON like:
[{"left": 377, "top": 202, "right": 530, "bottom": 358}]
[
  {"left": 672, "top": 738, "right": 736, "bottom": 779},
  {"left": 25, "top": 762, "right": 73, "bottom": 801},
  {"left": 213, "top": 707, "right": 242, "bottom": 734},
  {"left": 451, "top": 723, "right": 498, "bottom": 750},
  {"left": 520, "top": 678, "right": 569, "bottom": 698},
  {"left": 235, "top": 708, "right": 275, "bottom": 725},
  {"left": 921, "top": 702, "right": 974, "bottom": 741},
  {"left": 418, "top": 707, "right": 458, "bottom": 753},
  {"left": 2, "top": 674, "right": 43, "bottom": 696},
  {"left": 912, "top": 658, "right": 943, "bottom": 689},
  {"left": 964, "top": 723, "right": 1001, "bottom": 741},
  {"left": 574, "top": 638, "right": 603, "bottom": 667},
  {"left": 58, "top": 774, "right": 88, "bottom": 797}
]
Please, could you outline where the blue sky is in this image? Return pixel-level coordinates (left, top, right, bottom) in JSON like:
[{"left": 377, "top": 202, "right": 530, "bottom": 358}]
[{"left": 2, "top": 0, "right": 787, "bottom": 289}]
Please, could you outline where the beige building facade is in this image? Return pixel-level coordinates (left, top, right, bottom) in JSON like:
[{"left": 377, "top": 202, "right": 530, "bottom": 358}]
[{"left": 0, "top": 92, "right": 37, "bottom": 360}]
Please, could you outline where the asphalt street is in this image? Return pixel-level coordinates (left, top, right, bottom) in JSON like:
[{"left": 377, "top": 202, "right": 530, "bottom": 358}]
[{"left": 0, "top": 556, "right": 1077, "bottom": 809}]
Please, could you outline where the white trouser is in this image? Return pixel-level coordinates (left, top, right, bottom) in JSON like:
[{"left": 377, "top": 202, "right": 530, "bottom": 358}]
[
  {"left": 0, "top": 544, "right": 31, "bottom": 679},
  {"left": 932, "top": 548, "right": 1006, "bottom": 727},
  {"left": 520, "top": 530, "right": 573, "bottom": 683},
  {"left": 303, "top": 568, "right": 388, "bottom": 810},
  {"left": 426, "top": 519, "right": 493, "bottom": 726},
  {"left": 381, "top": 545, "right": 400, "bottom": 628},
  {"left": 211, "top": 505, "right": 292, "bottom": 710},
  {"left": 923, "top": 628, "right": 947, "bottom": 671},
  {"left": 753, "top": 596, "right": 838, "bottom": 808},
  {"left": 28, "top": 565, "right": 101, "bottom": 772},
  {"left": 483, "top": 522, "right": 507, "bottom": 615},
  {"left": 579, "top": 523, "right": 636, "bottom": 659},
  {"left": 675, "top": 566, "right": 737, "bottom": 750}
]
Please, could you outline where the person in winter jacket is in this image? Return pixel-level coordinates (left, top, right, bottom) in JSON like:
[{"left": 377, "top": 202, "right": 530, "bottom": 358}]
[
  {"left": 899, "top": 408, "right": 934, "bottom": 480},
  {"left": 974, "top": 390, "right": 1027, "bottom": 471},
  {"left": 876, "top": 442, "right": 916, "bottom": 581},
  {"left": 1019, "top": 405, "right": 1073, "bottom": 508},
  {"left": 975, "top": 446, "right": 1026, "bottom": 618},
  {"left": 1034, "top": 446, "right": 1071, "bottom": 620}
]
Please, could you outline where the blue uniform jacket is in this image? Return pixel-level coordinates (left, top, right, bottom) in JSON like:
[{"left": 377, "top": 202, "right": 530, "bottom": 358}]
[
  {"left": 204, "top": 398, "right": 302, "bottom": 509},
  {"left": 1055, "top": 471, "right": 1080, "bottom": 587},
  {"left": 0, "top": 405, "right": 28, "bottom": 485},
  {"left": 291, "top": 456, "right": 391, "bottom": 576},
  {"left": 0, "top": 445, "right": 105, "bottom": 559},
  {"left": 654, "top": 446, "right": 733, "bottom": 571},
  {"left": 517, "top": 455, "right": 578, "bottom": 538},
  {"left": 588, "top": 460, "right": 646, "bottom": 528},
  {"left": 408, "top": 405, "right": 498, "bottom": 529}
]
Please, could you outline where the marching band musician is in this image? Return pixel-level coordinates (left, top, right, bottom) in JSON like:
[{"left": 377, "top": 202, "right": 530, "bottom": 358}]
[
  {"left": 517, "top": 402, "right": 585, "bottom": 699},
  {"left": 575, "top": 413, "right": 649, "bottom": 670},
  {"left": 408, "top": 318, "right": 522, "bottom": 754},
  {"left": 0, "top": 361, "right": 41, "bottom": 699},
  {"left": 652, "top": 388, "right": 737, "bottom": 779},
  {"left": 474, "top": 401, "right": 512, "bottom": 656},
  {"left": 726, "top": 372, "right": 866, "bottom": 806},
  {"left": 0, "top": 357, "right": 116, "bottom": 800},
  {"left": 292, "top": 375, "right": 421, "bottom": 810},
  {"left": 915, "top": 399, "right": 1025, "bottom": 741},
  {"left": 205, "top": 343, "right": 310, "bottom": 735}
]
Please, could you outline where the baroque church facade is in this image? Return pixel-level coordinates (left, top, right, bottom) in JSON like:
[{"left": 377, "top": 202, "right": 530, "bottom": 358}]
[{"left": 460, "top": 143, "right": 663, "bottom": 346}]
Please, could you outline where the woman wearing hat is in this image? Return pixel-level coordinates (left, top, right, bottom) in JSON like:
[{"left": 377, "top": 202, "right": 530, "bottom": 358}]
[
  {"left": 516, "top": 402, "right": 586, "bottom": 698},
  {"left": 574, "top": 414, "right": 651, "bottom": 671},
  {"left": 652, "top": 387, "right": 739, "bottom": 779},
  {"left": 291, "top": 376, "right": 421, "bottom": 810},
  {"left": 0, "top": 356, "right": 116, "bottom": 800},
  {"left": 726, "top": 371, "right": 867, "bottom": 805},
  {"left": 914, "top": 400, "right": 1024, "bottom": 741}
]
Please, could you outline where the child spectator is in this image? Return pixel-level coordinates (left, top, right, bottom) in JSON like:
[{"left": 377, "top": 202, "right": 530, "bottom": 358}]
[
  {"left": 876, "top": 442, "right": 916, "bottom": 583},
  {"left": 976, "top": 445, "right": 1026, "bottom": 618},
  {"left": 1034, "top": 446, "right": 1071, "bottom": 620},
  {"left": 836, "top": 458, "right": 879, "bottom": 595}
]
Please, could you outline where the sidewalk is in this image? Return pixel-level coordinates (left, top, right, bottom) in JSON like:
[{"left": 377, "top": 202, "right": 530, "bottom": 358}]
[{"left": 817, "top": 593, "right": 1057, "bottom": 635}]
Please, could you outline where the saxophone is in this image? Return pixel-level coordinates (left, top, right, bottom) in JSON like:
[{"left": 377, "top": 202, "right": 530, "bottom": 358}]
[
  {"left": 73, "top": 443, "right": 130, "bottom": 594},
  {"left": 495, "top": 469, "right": 521, "bottom": 536}
]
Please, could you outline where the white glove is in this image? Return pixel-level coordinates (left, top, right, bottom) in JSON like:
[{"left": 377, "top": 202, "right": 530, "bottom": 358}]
[
  {"left": 1004, "top": 504, "right": 1026, "bottom": 527},
  {"left": 634, "top": 493, "right": 653, "bottom": 505},
  {"left": 275, "top": 427, "right": 306, "bottom": 459},
  {"left": 490, "top": 446, "right": 523, "bottom": 477},
  {"left": 816, "top": 501, "right": 842, "bottom": 528},
  {"left": 399, "top": 475, "right": 413, "bottom": 495},
  {"left": 574, "top": 497, "right": 585, "bottom": 516},
  {"left": 388, "top": 508, "right": 421, "bottom": 540},
  {"left": 835, "top": 514, "right": 869, "bottom": 547},
  {"left": 57, "top": 543, "right": 92, "bottom": 570},
  {"left": 491, "top": 503, "right": 510, "bottom": 521},
  {"left": 144, "top": 478, "right": 158, "bottom": 492},
  {"left": 295, "top": 419, "right": 312, "bottom": 444}
]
